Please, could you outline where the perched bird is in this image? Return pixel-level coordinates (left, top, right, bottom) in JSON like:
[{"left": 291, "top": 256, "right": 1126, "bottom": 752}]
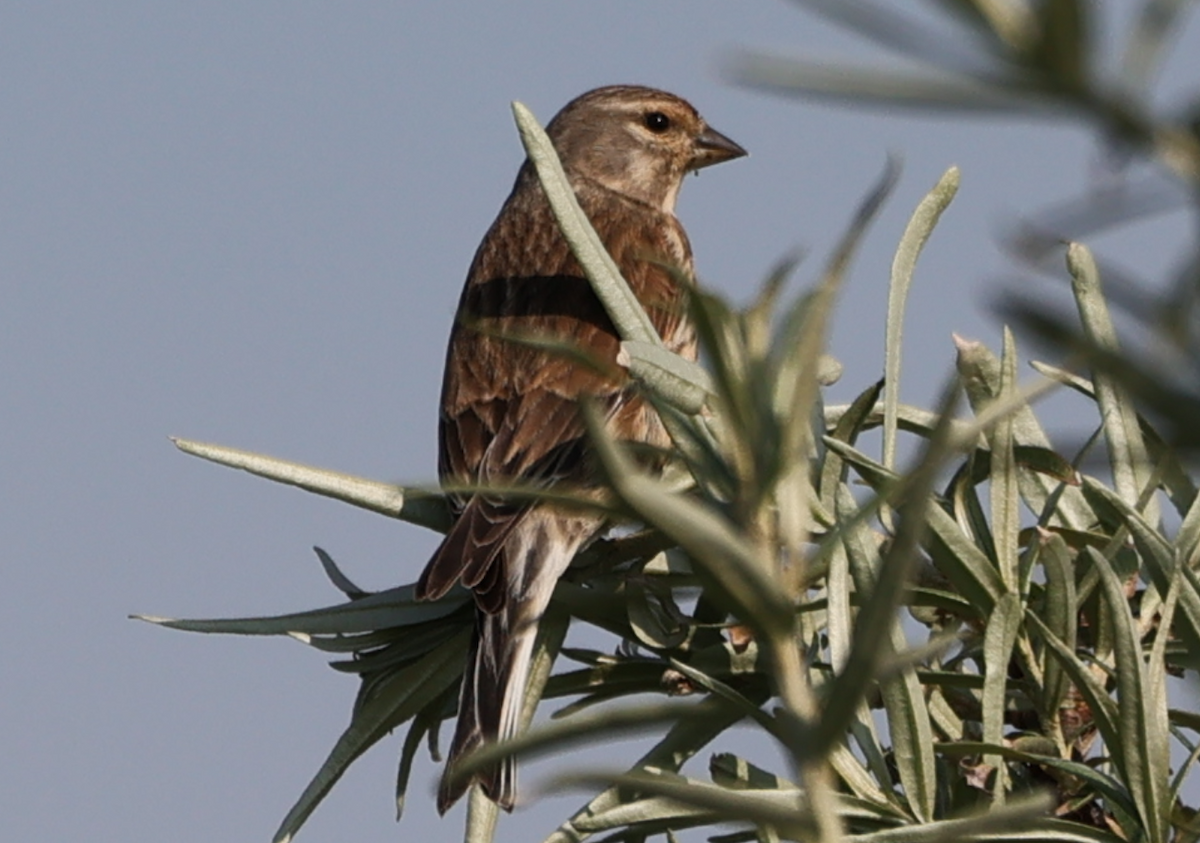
[{"left": 416, "top": 85, "right": 746, "bottom": 813}]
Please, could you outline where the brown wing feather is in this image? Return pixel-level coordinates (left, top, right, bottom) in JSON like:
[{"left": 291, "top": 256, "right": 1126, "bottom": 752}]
[{"left": 419, "top": 168, "right": 696, "bottom": 609}]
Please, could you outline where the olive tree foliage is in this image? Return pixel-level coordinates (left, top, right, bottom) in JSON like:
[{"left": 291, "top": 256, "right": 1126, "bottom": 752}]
[{"left": 140, "top": 3, "right": 1200, "bottom": 842}]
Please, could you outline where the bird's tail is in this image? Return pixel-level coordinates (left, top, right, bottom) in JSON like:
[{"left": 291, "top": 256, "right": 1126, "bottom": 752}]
[
  {"left": 437, "top": 602, "right": 539, "bottom": 814},
  {"left": 434, "top": 510, "right": 594, "bottom": 814}
]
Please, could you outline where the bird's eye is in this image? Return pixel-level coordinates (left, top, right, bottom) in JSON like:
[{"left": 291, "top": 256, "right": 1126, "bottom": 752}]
[{"left": 643, "top": 111, "right": 671, "bottom": 133}]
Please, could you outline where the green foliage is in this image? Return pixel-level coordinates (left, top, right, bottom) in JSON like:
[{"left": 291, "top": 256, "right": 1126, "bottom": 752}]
[{"left": 140, "top": 4, "right": 1200, "bottom": 842}]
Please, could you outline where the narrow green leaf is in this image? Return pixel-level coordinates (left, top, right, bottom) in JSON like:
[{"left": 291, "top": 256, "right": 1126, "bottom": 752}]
[
  {"left": 819, "top": 439, "right": 899, "bottom": 505},
  {"left": 821, "top": 437, "right": 1005, "bottom": 614},
  {"left": 665, "top": 658, "right": 779, "bottom": 737},
  {"left": 879, "top": 652, "right": 937, "bottom": 822},
  {"left": 949, "top": 456, "right": 996, "bottom": 564},
  {"left": 1169, "top": 707, "right": 1200, "bottom": 733},
  {"left": 465, "top": 785, "right": 500, "bottom": 843},
  {"left": 584, "top": 405, "right": 793, "bottom": 637},
  {"left": 926, "top": 687, "right": 966, "bottom": 742},
  {"left": 1010, "top": 445, "right": 1082, "bottom": 487},
  {"left": 731, "top": 53, "right": 1052, "bottom": 113},
  {"left": 940, "top": 0, "right": 1038, "bottom": 50},
  {"left": 820, "top": 458, "right": 946, "bottom": 733},
  {"left": 518, "top": 609, "right": 571, "bottom": 735},
  {"left": 1029, "top": 360, "right": 1197, "bottom": 516},
  {"left": 511, "top": 101, "right": 659, "bottom": 346},
  {"left": 990, "top": 329, "right": 1020, "bottom": 590},
  {"left": 452, "top": 701, "right": 721, "bottom": 784},
  {"left": 1038, "top": 529, "right": 1077, "bottom": 735},
  {"left": 626, "top": 580, "right": 687, "bottom": 651},
  {"left": 830, "top": 488, "right": 906, "bottom": 805},
  {"left": 313, "top": 546, "right": 368, "bottom": 599},
  {"left": 854, "top": 806, "right": 1123, "bottom": 840},
  {"left": 820, "top": 378, "right": 885, "bottom": 509},
  {"left": 823, "top": 751, "right": 892, "bottom": 810},
  {"left": 394, "top": 716, "right": 428, "bottom": 821},
  {"left": 171, "top": 438, "right": 453, "bottom": 532},
  {"left": 822, "top": 399, "right": 976, "bottom": 442},
  {"left": 1170, "top": 737, "right": 1200, "bottom": 811},
  {"left": 619, "top": 340, "right": 712, "bottom": 415},
  {"left": 819, "top": 383, "right": 964, "bottom": 820},
  {"left": 1148, "top": 567, "right": 1181, "bottom": 817},
  {"left": 556, "top": 768, "right": 819, "bottom": 838},
  {"left": 847, "top": 699, "right": 897, "bottom": 796},
  {"left": 1120, "top": 0, "right": 1192, "bottom": 94},
  {"left": 758, "top": 0, "right": 986, "bottom": 76},
  {"left": 938, "top": 740, "right": 1138, "bottom": 818},
  {"left": 1034, "top": 0, "right": 1089, "bottom": 91},
  {"left": 132, "top": 584, "right": 470, "bottom": 636},
  {"left": 1024, "top": 611, "right": 1120, "bottom": 761},
  {"left": 550, "top": 581, "right": 635, "bottom": 642},
  {"left": 559, "top": 768, "right": 901, "bottom": 835},
  {"left": 395, "top": 686, "right": 454, "bottom": 820},
  {"left": 710, "top": 753, "right": 794, "bottom": 792},
  {"left": 981, "top": 591, "right": 1022, "bottom": 803},
  {"left": 847, "top": 796, "right": 1117, "bottom": 843},
  {"left": 826, "top": 540, "right": 854, "bottom": 673},
  {"left": 1176, "top": 482, "right": 1200, "bottom": 565},
  {"left": 924, "top": 502, "right": 1006, "bottom": 615},
  {"left": 293, "top": 628, "right": 406, "bottom": 655},
  {"left": 1067, "top": 243, "right": 1160, "bottom": 526},
  {"left": 688, "top": 287, "right": 753, "bottom": 455},
  {"left": 329, "top": 621, "right": 468, "bottom": 674},
  {"left": 1081, "top": 477, "right": 1200, "bottom": 654},
  {"left": 562, "top": 791, "right": 719, "bottom": 834},
  {"left": 548, "top": 686, "right": 666, "bottom": 721},
  {"left": 1092, "top": 545, "right": 1168, "bottom": 841},
  {"left": 272, "top": 629, "right": 471, "bottom": 843},
  {"left": 545, "top": 696, "right": 761, "bottom": 843},
  {"left": 883, "top": 166, "right": 960, "bottom": 501},
  {"left": 855, "top": 821, "right": 1127, "bottom": 842}
]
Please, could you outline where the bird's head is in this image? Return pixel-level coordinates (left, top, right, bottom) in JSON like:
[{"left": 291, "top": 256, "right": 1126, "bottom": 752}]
[{"left": 545, "top": 85, "right": 746, "bottom": 213}]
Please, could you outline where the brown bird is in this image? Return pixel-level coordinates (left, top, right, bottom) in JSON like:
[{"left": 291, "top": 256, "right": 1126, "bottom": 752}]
[{"left": 416, "top": 85, "right": 746, "bottom": 813}]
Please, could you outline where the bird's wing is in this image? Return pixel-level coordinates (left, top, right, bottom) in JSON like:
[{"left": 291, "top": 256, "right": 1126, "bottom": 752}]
[
  {"left": 417, "top": 179, "right": 692, "bottom": 609},
  {"left": 419, "top": 386, "right": 594, "bottom": 610}
]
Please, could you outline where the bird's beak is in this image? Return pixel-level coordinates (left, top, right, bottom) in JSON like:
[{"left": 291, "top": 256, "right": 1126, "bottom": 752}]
[{"left": 691, "top": 125, "right": 748, "bottom": 170}]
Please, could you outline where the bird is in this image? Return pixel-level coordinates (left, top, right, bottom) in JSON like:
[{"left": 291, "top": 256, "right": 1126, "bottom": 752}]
[{"left": 415, "top": 84, "right": 746, "bottom": 814}]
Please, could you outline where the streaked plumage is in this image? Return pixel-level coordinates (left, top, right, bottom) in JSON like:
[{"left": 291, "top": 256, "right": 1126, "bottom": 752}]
[{"left": 416, "top": 85, "right": 745, "bottom": 813}]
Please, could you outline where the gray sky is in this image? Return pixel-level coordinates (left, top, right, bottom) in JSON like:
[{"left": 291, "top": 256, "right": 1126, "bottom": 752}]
[{"left": 3, "top": 2, "right": 1196, "bottom": 841}]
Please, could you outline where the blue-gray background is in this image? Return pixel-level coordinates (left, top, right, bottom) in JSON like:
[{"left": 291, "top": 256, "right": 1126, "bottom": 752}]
[{"left": 4, "top": 3, "right": 1196, "bottom": 841}]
